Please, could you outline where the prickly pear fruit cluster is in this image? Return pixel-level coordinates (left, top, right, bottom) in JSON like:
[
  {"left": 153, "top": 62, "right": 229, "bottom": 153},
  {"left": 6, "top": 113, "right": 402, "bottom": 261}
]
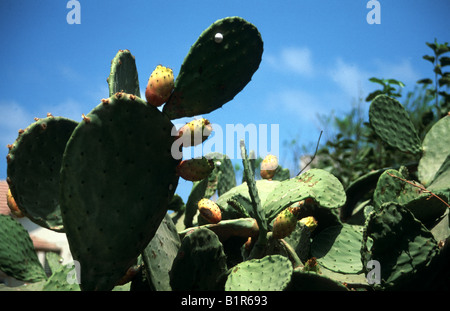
[
  {"left": 178, "top": 118, "right": 213, "bottom": 147},
  {"left": 198, "top": 198, "right": 222, "bottom": 224},
  {"left": 260, "top": 154, "right": 278, "bottom": 179},
  {"left": 176, "top": 157, "right": 215, "bottom": 181},
  {"left": 145, "top": 65, "right": 174, "bottom": 107},
  {"left": 272, "top": 207, "right": 297, "bottom": 239}
]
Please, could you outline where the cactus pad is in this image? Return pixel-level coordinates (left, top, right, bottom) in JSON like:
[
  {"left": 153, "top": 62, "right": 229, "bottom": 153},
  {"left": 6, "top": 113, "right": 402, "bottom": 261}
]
[
  {"left": 0, "top": 215, "right": 47, "bottom": 282},
  {"left": 225, "top": 254, "right": 293, "bottom": 291},
  {"left": 311, "top": 224, "right": 364, "bottom": 274},
  {"left": 163, "top": 17, "right": 263, "bottom": 119},
  {"left": 169, "top": 228, "right": 228, "bottom": 290},
  {"left": 6, "top": 116, "right": 78, "bottom": 231},
  {"left": 418, "top": 115, "right": 450, "bottom": 186},
  {"left": 142, "top": 213, "right": 181, "bottom": 291},
  {"left": 107, "top": 49, "right": 140, "bottom": 97},
  {"left": 264, "top": 169, "right": 346, "bottom": 222},
  {"left": 361, "top": 203, "right": 439, "bottom": 290},
  {"left": 60, "top": 93, "right": 179, "bottom": 291},
  {"left": 369, "top": 95, "right": 421, "bottom": 154},
  {"left": 373, "top": 169, "right": 447, "bottom": 224}
]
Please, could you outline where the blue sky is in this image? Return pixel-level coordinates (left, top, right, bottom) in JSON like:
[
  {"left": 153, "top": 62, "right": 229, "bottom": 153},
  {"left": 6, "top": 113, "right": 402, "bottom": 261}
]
[{"left": 1, "top": 0, "right": 449, "bottom": 202}]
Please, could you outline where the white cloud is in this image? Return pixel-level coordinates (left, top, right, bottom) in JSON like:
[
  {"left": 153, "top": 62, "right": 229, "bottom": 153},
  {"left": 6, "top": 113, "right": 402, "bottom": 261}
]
[
  {"left": 372, "top": 58, "right": 420, "bottom": 87},
  {"left": 328, "top": 58, "right": 369, "bottom": 98},
  {"left": 266, "top": 46, "right": 314, "bottom": 76},
  {"left": 265, "top": 89, "right": 324, "bottom": 124}
]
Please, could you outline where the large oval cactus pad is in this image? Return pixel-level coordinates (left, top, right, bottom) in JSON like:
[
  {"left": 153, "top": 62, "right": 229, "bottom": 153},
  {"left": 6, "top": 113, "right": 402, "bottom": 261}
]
[
  {"left": 7, "top": 116, "right": 78, "bottom": 231},
  {"left": 163, "top": 17, "right": 263, "bottom": 119},
  {"left": 369, "top": 95, "right": 421, "bottom": 154},
  {"left": 60, "top": 93, "right": 180, "bottom": 291}
]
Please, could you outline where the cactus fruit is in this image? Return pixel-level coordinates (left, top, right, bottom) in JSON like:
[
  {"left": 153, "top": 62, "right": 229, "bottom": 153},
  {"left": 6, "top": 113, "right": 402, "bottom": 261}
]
[
  {"left": 177, "top": 118, "right": 213, "bottom": 147},
  {"left": 272, "top": 207, "right": 297, "bottom": 239},
  {"left": 176, "top": 157, "right": 215, "bottom": 181},
  {"left": 299, "top": 216, "right": 318, "bottom": 232},
  {"left": 145, "top": 65, "right": 174, "bottom": 107},
  {"left": 198, "top": 198, "right": 222, "bottom": 224},
  {"left": 260, "top": 154, "right": 278, "bottom": 179},
  {"left": 6, "top": 188, "right": 23, "bottom": 218}
]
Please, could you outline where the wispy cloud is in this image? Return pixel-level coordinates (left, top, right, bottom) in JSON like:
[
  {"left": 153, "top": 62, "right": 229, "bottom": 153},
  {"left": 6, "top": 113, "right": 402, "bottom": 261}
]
[
  {"left": 265, "top": 47, "right": 314, "bottom": 76},
  {"left": 327, "top": 57, "right": 369, "bottom": 98}
]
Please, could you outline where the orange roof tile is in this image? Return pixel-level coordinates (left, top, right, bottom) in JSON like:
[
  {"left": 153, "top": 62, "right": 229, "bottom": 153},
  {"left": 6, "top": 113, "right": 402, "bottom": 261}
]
[{"left": 0, "top": 180, "right": 10, "bottom": 216}]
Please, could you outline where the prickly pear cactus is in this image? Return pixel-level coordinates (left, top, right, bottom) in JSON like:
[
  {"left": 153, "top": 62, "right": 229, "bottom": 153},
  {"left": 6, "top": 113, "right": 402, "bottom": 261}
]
[
  {"left": 6, "top": 116, "right": 78, "bottom": 231},
  {"left": 60, "top": 92, "right": 180, "bottom": 291},
  {"left": 361, "top": 203, "right": 439, "bottom": 290},
  {"left": 369, "top": 94, "right": 422, "bottom": 154},
  {"left": 373, "top": 168, "right": 447, "bottom": 224},
  {"left": 0, "top": 215, "right": 47, "bottom": 283},
  {"left": 163, "top": 17, "right": 264, "bottom": 119}
]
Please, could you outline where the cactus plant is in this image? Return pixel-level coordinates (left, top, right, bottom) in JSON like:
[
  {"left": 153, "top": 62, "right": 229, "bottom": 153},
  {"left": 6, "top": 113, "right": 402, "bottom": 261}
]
[{"left": 1, "top": 17, "right": 448, "bottom": 293}]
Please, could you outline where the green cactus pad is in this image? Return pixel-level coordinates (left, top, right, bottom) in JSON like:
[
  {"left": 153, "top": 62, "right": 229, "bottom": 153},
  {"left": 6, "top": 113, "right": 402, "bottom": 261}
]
[
  {"left": 6, "top": 116, "right": 78, "bottom": 232},
  {"left": 163, "top": 17, "right": 263, "bottom": 119},
  {"left": 225, "top": 254, "right": 293, "bottom": 291},
  {"left": 369, "top": 95, "right": 421, "bottom": 154},
  {"left": 361, "top": 203, "right": 439, "bottom": 290},
  {"left": 311, "top": 224, "right": 364, "bottom": 274},
  {"left": 428, "top": 155, "right": 450, "bottom": 193},
  {"left": 170, "top": 228, "right": 228, "bottom": 290},
  {"left": 42, "top": 263, "right": 81, "bottom": 291},
  {"left": 264, "top": 169, "right": 346, "bottom": 222},
  {"left": 373, "top": 169, "right": 447, "bottom": 224},
  {"left": 142, "top": 213, "right": 181, "bottom": 291},
  {"left": 0, "top": 215, "right": 47, "bottom": 283},
  {"left": 107, "top": 49, "right": 140, "bottom": 97},
  {"left": 418, "top": 115, "right": 450, "bottom": 186},
  {"left": 60, "top": 93, "right": 179, "bottom": 291}
]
